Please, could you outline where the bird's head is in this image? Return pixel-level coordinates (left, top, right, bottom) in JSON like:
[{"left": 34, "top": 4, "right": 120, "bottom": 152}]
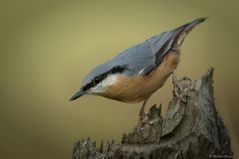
[{"left": 70, "top": 65, "right": 127, "bottom": 101}]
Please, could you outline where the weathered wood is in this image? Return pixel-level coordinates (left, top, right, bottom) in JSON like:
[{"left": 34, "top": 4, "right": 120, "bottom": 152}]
[{"left": 72, "top": 68, "right": 233, "bottom": 159}]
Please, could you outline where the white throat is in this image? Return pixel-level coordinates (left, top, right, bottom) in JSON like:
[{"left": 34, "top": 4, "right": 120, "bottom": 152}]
[{"left": 90, "top": 74, "right": 119, "bottom": 93}]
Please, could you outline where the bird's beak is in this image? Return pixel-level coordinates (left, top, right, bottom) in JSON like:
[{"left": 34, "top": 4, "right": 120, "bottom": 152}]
[{"left": 70, "top": 89, "right": 87, "bottom": 101}]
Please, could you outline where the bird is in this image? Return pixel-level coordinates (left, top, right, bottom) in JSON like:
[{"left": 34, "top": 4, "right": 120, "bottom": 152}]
[{"left": 70, "top": 17, "right": 207, "bottom": 122}]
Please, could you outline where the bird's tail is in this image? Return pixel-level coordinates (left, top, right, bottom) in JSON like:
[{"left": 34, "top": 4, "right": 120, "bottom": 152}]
[
  {"left": 172, "top": 17, "right": 208, "bottom": 48},
  {"left": 181, "top": 17, "right": 207, "bottom": 31}
]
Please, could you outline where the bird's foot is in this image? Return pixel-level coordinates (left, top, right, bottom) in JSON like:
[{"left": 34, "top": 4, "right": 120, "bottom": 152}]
[
  {"left": 172, "top": 71, "right": 181, "bottom": 97},
  {"left": 137, "top": 113, "right": 148, "bottom": 129},
  {"left": 172, "top": 71, "right": 191, "bottom": 102},
  {"left": 136, "top": 99, "right": 149, "bottom": 130}
]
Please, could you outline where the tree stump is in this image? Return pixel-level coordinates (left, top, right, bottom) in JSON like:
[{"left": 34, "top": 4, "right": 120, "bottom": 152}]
[{"left": 72, "top": 68, "right": 233, "bottom": 159}]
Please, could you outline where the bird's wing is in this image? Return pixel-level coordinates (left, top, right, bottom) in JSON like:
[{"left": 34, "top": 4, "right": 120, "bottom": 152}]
[
  {"left": 83, "top": 17, "right": 207, "bottom": 85},
  {"left": 110, "top": 30, "right": 179, "bottom": 76},
  {"left": 114, "top": 17, "right": 207, "bottom": 76},
  {"left": 83, "top": 30, "right": 179, "bottom": 85}
]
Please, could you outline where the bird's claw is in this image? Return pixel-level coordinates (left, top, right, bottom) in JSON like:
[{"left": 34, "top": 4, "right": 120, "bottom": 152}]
[
  {"left": 136, "top": 98, "right": 150, "bottom": 129},
  {"left": 172, "top": 71, "right": 190, "bottom": 97},
  {"left": 172, "top": 71, "right": 181, "bottom": 97},
  {"left": 172, "top": 71, "right": 191, "bottom": 102}
]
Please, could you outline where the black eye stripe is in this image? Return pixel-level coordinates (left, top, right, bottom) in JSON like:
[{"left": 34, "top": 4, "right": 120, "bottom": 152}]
[{"left": 82, "top": 65, "right": 127, "bottom": 91}]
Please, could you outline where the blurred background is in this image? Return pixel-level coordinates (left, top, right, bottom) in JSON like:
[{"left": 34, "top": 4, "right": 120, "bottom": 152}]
[{"left": 1, "top": 0, "right": 238, "bottom": 158}]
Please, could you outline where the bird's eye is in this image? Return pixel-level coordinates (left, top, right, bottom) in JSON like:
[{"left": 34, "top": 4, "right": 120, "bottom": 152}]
[{"left": 94, "top": 78, "right": 100, "bottom": 84}]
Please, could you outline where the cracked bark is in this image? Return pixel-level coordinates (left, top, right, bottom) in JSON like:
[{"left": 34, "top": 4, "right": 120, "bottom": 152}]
[{"left": 72, "top": 68, "right": 233, "bottom": 159}]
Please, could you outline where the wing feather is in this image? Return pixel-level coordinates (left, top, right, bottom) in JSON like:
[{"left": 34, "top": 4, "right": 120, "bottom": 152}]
[
  {"left": 83, "top": 18, "right": 206, "bottom": 85},
  {"left": 83, "top": 30, "right": 177, "bottom": 84}
]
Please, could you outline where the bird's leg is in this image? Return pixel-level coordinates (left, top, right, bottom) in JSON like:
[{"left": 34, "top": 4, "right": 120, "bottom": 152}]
[
  {"left": 172, "top": 70, "right": 177, "bottom": 82},
  {"left": 172, "top": 70, "right": 181, "bottom": 97},
  {"left": 137, "top": 98, "right": 149, "bottom": 128},
  {"left": 172, "top": 70, "right": 191, "bottom": 97}
]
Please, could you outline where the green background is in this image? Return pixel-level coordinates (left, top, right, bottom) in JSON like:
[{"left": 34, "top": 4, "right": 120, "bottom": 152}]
[{"left": 1, "top": 0, "right": 238, "bottom": 158}]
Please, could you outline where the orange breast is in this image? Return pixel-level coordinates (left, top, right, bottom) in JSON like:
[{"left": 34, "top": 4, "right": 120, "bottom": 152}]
[{"left": 101, "top": 51, "right": 180, "bottom": 103}]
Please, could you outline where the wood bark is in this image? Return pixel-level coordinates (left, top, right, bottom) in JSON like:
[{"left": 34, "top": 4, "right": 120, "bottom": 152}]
[{"left": 72, "top": 68, "right": 233, "bottom": 159}]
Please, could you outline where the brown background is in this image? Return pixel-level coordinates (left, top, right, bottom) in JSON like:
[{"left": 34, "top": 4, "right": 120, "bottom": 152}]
[{"left": 1, "top": 0, "right": 238, "bottom": 158}]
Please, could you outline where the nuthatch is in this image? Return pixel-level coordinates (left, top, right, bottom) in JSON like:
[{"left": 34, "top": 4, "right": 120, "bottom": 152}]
[{"left": 70, "top": 17, "right": 206, "bottom": 119}]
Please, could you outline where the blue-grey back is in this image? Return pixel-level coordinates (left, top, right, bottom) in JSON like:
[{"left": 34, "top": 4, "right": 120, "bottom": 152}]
[{"left": 83, "top": 30, "right": 178, "bottom": 85}]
